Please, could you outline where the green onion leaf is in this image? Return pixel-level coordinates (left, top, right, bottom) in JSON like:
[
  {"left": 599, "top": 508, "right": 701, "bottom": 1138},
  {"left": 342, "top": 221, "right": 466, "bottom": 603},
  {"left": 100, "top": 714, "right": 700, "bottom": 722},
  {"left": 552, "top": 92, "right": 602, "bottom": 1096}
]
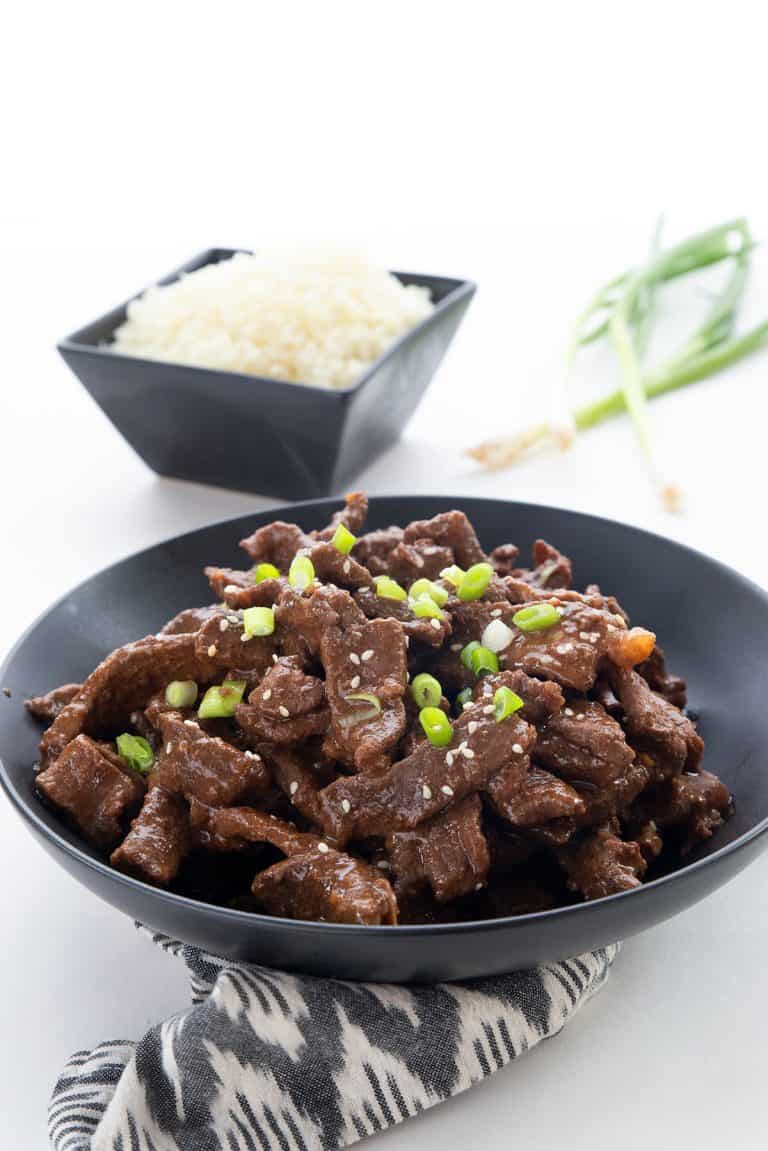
[
  {"left": 198, "top": 679, "right": 247, "bottom": 719},
  {"left": 374, "top": 575, "right": 408, "bottom": 601},
  {"left": 409, "top": 578, "right": 449, "bottom": 607},
  {"left": 253, "top": 562, "right": 280, "bottom": 583},
  {"left": 288, "top": 554, "right": 315, "bottom": 592},
  {"left": 242, "top": 606, "right": 275, "bottom": 637},
  {"left": 411, "top": 595, "right": 444, "bottom": 620},
  {"left": 164, "top": 680, "right": 198, "bottom": 709},
  {"left": 460, "top": 640, "right": 481, "bottom": 669},
  {"left": 440, "top": 564, "right": 466, "bottom": 589},
  {"left": 455, "top": 687, "right": 473, "bottom": 713},
  {"left": 411, "top": 673, "right": 443, "bottom": 709},
  {"left": 419, "top": 706, "right": 452, "bottom": 747},
  {"left": 457, "top": 562, "right": 494, "bottom": 602},
  {"left": 331, "top": 523, "right": 357, "bottom": 555},
  {"left": 512, "top": 603, "right": 560, "bottom": 633},
  {"left": 493, "top": 686, "right": 524, "bottom": 722},
  {"left": 470, "top": 646, "right": 499, "bottom": 677},
  {"left": 116, "top": 733, "right": 155, "bottom": 774},
  {"left": 339, "top": 692, "right": 382, "bottom": 728}
]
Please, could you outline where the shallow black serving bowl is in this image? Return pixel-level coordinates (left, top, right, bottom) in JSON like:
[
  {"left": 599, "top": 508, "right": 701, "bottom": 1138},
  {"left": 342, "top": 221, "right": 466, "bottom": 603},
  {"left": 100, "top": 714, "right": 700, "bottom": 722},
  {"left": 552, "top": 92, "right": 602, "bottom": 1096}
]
[
  {"left": 2, "top": 496, "right": 768, "bottom": 982},
  {"left": 57, "top": 250, "right": 475, "bottom": 499}
]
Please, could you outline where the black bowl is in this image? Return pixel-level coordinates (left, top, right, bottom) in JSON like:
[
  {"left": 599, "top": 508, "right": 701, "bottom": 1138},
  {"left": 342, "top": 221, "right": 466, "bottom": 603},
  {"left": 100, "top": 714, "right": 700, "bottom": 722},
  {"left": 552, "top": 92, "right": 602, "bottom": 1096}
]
[
  {"left": 2, "top": 496, "right": 767, "bottom": 982},
  {"left": 57, "top": 250, "right": 475, "bottom": 500}
]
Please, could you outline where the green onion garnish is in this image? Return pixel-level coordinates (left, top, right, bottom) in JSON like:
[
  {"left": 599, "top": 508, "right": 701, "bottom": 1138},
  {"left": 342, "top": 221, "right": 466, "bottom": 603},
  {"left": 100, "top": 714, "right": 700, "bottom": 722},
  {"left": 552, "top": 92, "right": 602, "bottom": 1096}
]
[
  {"left": 409, "top": 578, "right": 449, "bottom": 607},
  {"left": 253, "top": 562, "right": 280, "bottom": 583},
  {"left": 374, "top": 575, "right": 408, "bottom": 601},
  {"left": 470, "top": 646, "right": 499, "bottom": 677},
  {"left": 116, "top": 733, "right": 155, "bottom": 774},
  {"left": 512, "top": 603, "right": 560, "bottom": 633},
  {"left": 455, "top": 687, "right": 473, "bottom": 713},
  {"left": 411, "top": 673, "right": 443, "bottom": 709},
  {"left": 331, "top": 523, "right": 357, "bottom": 555},
  {"left": 440, "top": 564, "right": 466, "bottom": 589},
  {"left": 460, "top": 641, "right": 481, "bottom": 670},
  {"left": 288, "top": 554, "right": 315, "bottom": 592},
  {"left": 242, "top": 606, "right": 275, "bottom": 637},
  {"left": 339, "top": 692, "right": 382, "bottom": 728},
  {"left": 419, "top": 706, "right": 452, "bottom": 748},
  {"left": 164, "top": 680, "right": 198, "bottom": 709},
  {"left": 411, "top": 595, "right": 444, "bottom": 620},
  {"left": 493, "top": 686, "right": 524, "bottom": 722},
  {"left": 457, "top": 562, "right": 493, "bottom": 602},
  {"left": 198, "top": 679, "right": 247, "bottom": 719}
]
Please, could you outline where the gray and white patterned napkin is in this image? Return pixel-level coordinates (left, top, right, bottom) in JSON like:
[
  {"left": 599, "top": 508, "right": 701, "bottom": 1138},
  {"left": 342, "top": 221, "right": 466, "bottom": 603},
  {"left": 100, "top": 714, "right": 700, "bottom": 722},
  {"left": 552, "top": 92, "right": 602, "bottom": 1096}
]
[{"left": 49, "top": 927, "right": 618, "bottom": 1151}]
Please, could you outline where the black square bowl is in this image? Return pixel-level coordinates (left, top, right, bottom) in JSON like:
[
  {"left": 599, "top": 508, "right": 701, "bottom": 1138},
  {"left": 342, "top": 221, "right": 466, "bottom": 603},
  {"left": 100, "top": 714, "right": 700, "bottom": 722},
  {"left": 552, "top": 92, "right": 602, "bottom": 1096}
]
[{"left": 57, "top": 249, "right": 476, "bottom": 499}]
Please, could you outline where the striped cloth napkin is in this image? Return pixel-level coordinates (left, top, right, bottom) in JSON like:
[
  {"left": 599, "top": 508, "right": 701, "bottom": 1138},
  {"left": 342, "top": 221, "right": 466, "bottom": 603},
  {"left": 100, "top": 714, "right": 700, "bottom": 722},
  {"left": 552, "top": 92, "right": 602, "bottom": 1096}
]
[{"left": 49, "top": 927, "right": 618, "bottom": 1150}]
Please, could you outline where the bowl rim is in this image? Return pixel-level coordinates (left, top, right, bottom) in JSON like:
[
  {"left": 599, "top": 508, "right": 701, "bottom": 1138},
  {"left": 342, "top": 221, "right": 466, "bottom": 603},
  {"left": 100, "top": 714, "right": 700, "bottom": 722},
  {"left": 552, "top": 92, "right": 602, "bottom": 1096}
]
[
  {"left": 2, "top": 493, "right": 768, "bottom": 938},
  {"left": 56, "top": 246, "right": 477, "bottom": 399}
]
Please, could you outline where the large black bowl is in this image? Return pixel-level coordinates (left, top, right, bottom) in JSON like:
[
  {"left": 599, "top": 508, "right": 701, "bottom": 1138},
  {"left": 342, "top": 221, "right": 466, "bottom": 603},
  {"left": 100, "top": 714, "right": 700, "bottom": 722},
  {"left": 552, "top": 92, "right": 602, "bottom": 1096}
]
[
  {"left": 1, "top": 497, "right": 767, "bottom": 982},
  {"left": 57, "top": 250, "right": 475, "bottom": 500}
]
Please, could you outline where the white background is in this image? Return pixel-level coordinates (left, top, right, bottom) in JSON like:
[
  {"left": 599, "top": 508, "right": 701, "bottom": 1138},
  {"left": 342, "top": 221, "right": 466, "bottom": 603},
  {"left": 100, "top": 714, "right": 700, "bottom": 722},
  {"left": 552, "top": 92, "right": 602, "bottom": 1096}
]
[{"left": 2, "top": 2, "right": 767, "bottom": 1146}]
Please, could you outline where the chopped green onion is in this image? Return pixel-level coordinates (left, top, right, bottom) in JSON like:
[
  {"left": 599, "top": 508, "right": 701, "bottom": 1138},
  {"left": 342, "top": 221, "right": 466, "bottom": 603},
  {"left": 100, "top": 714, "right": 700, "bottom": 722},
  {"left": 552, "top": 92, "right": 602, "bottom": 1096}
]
[
  {"left": 470, "top": 646, "right": 499, "bottom": 677},
  {"left": 460, "top": 640, "right": 481, "bottom": 669},
  {"left": 419, "top": 706, "right": 452, "bottom": 747},
  {"left": 198, "top": 679, "right": 247, "bottom": 719},
  {"left": 116, "top": 733, "right": 155, "bottom": 774},
  {"left": 288, "top": 554, "right": 315, "bottom": 592},
  {"left": 164, "top": 680, "right": 198, "bottom": 709},
  {"left": 411, "top": 595, "right": 444, "bottom": 620},
  {"left": 411, "top": 673, "right": 443, "bottom": 709},
  {"left": 339, "top": 692, "right": 382, "bottom": 728},
  {"left": 253, "top": 562, "right": 280, "bottom": 583},
  {"left": 440, "top": 564, "right": 466, "bottom": 588},
  {"left": 331, "top": 523, "right": 357, "bottom": 555},
  {"left": 512, "top": 603, "right": 560, "bottom": 633},
  {"left": 374, "top": 575, "right": 408, "bottom": 601},
  {"left": 242, "top": 606, "right": 275, "bottom": 637},
  {"left": 493, "top": 686, "right": 524, "bottom": 722},
  {"left": 458, "top": 562, "right": 493, "bottom": 602},
  {"left": 409, "top": 578, "right": 449, "bottom": 607},
  {"left": 455, "top": 687, "right": 473, "bottom": 713}
]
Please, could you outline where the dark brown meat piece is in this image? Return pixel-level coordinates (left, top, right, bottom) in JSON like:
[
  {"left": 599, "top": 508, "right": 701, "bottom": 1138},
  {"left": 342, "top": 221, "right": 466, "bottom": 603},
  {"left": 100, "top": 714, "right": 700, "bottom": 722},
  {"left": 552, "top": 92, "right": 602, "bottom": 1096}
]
[
  {"left": 403, "top": 510, "right": 486, "bottom": 568},
  {"left": 39, "top": 633, "right": 218, "bottom": 766},
  {"left": 353, "top": 526, "right": 405, "bottom": 576},
  {"left": 236, "top": 658, "right": 329, "bottom": 745},
  {"left": 110, "top": 787, "right": 190, "bottom": 886},
  {"left": 308, "top": 542, "right": 374, "bottom": 590},
  {"left": 262, "top": 744, "right": 330, "bottom": 824},
  {"left": 189, "top": 801, "right": 321, "bottom": 855},
  {"left": 320, "top": 704, "right": 535, "bottom": 842},
  {"left": 488, "top": 762, "right": 586, "bottom": 827},
  {"left": 612, "top": 668, "right": 703, "bottom": 775},
  {"left": 312, "top": 491, "right": 369, "bottom": 540},
  {"left": 25, "top": 683, "right": 82, "bottom": 722},
  {"left": 35, "top": 734, "right": 146, "bottom": 849},
  {"left": 636, "top": 644, "right": 687, "bottom": 708},
  {"left": 488, "top": 543, "right": 520, "bottom": 577},
  {"left": 205, "top": 567, "right": 284, "bottom": 610},
  {"left": 514, "top": 539, "right": 573, "bottom": 589},
  {"left": 386, "top": 539, "right": 454, "bottom": 585},
  {"left": 560, "top": 825, "right": 647, "bottom": 900},
  {"left": 195, "top": 611, "right": 277, "bottom": 675},
  {"left": 158, "top": 606, "right": 218, "bottom": 636},
  {"left": 474, "top": 669, "right": 565, "bottom": 725},
  {"left": 321, "top": 617, "right": 407, "bottom": 773},
  {"left": 239, "top": 521, "right": 310, "bottom": 569},
  {"left": 150, "top": 711, "right": 270, "bottom": 805},
  {"left": 354, "top": 587, "right": 451, "bottom": 648},
  {"left": 251, "top": 846, "right": 397, "bottom": 925},
  {"left": 275, "top": 585, "right": 366, "bottom": 659},
  {"left": 535, "top": 699, "right": 635, "bottom": 788},
  {"left": 387, "top": 794, "right": 490, "bottom": 902},
  {"left": 637, "top": 771, "right": 731, "bottom": 851}
]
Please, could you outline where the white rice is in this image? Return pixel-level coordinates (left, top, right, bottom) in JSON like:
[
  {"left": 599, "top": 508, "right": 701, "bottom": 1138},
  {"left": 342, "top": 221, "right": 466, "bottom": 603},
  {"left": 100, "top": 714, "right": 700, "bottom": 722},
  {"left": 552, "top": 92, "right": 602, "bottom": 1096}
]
[{"left": 112, "top": 249, "right": 434, "bottom": 390}]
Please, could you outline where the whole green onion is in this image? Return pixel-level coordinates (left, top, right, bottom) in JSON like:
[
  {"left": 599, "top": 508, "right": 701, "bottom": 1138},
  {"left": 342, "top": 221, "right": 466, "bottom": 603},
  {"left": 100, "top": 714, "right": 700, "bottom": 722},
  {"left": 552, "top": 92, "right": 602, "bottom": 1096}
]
[
  {"left": 253, "top": 562, "right": 280, "bottom": 583},
  {"left": 419, "top": 706, "right": 452, "bottom": 747},
  {"left": 411, "top": 673, "right": 443, "bottom": 709},
  {"left": 243, "top": 605, "right": 275, "bottom": 637},
  {"left": 164, "top": 680, "right": 198, "bottom": 709},
  {"left": 116, "top": 733, "right": 155, "bottom": 774},
  {"left": 198, "top": 679, "right": 247, "bottom": 719},
  {"left": 411, "top": 595, "right": 444, "bottom": 620},
  {"left": 375, "top": 575, "right": 408, "bottom": 601},
  {"left": 470, "top": 646, "right": 499, "bottom": 676},
  {"left": 512, "top": 603, "right": 560, "bottom": 633},
  {"left": 493, "top": 686, "right": 524, "bottom": 722},
  {"left": 331, "top": 523, "right": 357, "bottom": 555},
  {"left": 460, "top": 640, "right": 481, "bottom": 670},
  {"left": 289, "top": 554, "right": 315, "bottom": 592},
  {"left": 458, "top": 562, "right": 493, "bottom": 602},
  {"left": 409, "top": 578, "right": 449, "bottom": 607}
]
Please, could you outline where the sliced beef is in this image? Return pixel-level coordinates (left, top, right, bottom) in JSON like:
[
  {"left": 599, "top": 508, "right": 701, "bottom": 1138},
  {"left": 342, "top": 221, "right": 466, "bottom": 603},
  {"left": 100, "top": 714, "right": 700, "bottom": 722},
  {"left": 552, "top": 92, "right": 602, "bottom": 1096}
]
[
  {"left": 354, "top": 586, "right": 451, "bottom": 648},
  {"left": 150, "top": 711, "right": 270, "bottom": 805},
  {"left": 312, "top": 491, "right": 369, "bottom": 540},
  {"left": 251, "top": 847, "right": 397, "bottom": 925},
  {"left": 474, "top": 669, "right": 565, "bottom": 726},
  {"left": 514, "top": 539, "right": 573, "bottom": 589},
  {"left": 158, "top": 606, "right": 218, "bottom": 636},
  {"left": 559, "top": 825, "right": 647, "bottom": 900},
  {"left": 236, "top": 658, "right": 329, "bottom": 745},
  {"left": 110, "top": 787, "right": 190, "bottom": 886},
  {"left": 308, "top": 542, "right": 374, "bottom": 590},
  {"left": 535, "top": 700, "right": 635, "bottom": 788},
  {"left": 25, "top": 683, "right": 82, "bottom": 723},
  {"left": 488, "top": 763, "right": 586, "bottom": 827},
  {"left": 275, "top": 585, "right": 366, "bottom": 659},
  {"left": 611, "top": 668, "right": 703, "bottom": 775},
  {"left": 352, "top": 526, "right": 405, "bottom": 576},
  {"left": 195, "top": 611, "right": 277, "bottom": 675},
  {"left": 35, "top": 734, "right": 146, "bottom": 850},
  {"left": 189, "top": 801, "right": 321, "bottom": 856},
  {"left": 403, "top": 510, "right": 486, "bottom": 568},
  {"left": 636, "top": 644, "right": 687, "bottom": 708},
  {"left": 488, "top": 543, "right": 520, "bottom": 577},
  {"left": 239, "top": 521, "right": 309, "bottom": 569},
  {"left": 205, "top": 567, "right": 284, "bottom": 611},
  {"left": 262, "top": 744, "right": 329, "bottom": 824},
  {"left": 386, "top": 539, "right": 454, "bottom": 585},
  {"left": 637, "top": 770, "right": 731, "bottom": 851},
  {"left": 387, "top": 794, "right": 490, "bottom": 902}
]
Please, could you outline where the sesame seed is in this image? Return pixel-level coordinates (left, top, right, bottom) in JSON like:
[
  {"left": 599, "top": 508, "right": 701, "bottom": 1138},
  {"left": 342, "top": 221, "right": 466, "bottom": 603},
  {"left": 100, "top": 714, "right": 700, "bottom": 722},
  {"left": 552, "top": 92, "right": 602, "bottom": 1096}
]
[
  {"left": 475, "top": 883, "right": 483, "bottom": 892},
  {"left": 272, "top": 653, "right": 279, "bottom": 663},
  {"left": 289, "top": 781, "right": 299, "bottom": 795},
  {"left": 262, "top": 689, "right": 272, "bottom": 701},
  {"left": 556, "top": 643, "right": 574, "bottom": 654},
  {"left": 228, "top": 615, "right": 240, "bottom": 625},
  {"left": 450, "top": 643, "right": 462, "bottom": 651},
  {"left": 577, "top": 713, "right": 586, "bottom": 721},
  {"left": 350, "top": 675, "right": 361, "bottom": 689},
  {"left": 207, "top": 644, "right": 217, "bottom": 658},
  {"left": 445, "top": 751, "right": 454, "bottom": 766},
  {"left": 317, "top": 842, "right": 330, "bottom": 854},
  {"left": 490, "top": 608, "right": 502, "bottom": 618},
  {"left": 278, "top": 705, "right": 290, "bottom": 718},
  {"left": 430, "top": 618, "right": 442, "bottom": 631},
  {"left": 224, "top": 584, "right": 240, "bottom": 595},
  {"left": 538, "top": 653, "right": 554, "bottom": 663},
  {"left": 165, "top": 742, "right": 173, "bottom": 755},
  {"left": 377, "top": 859, "right": 390, "bottom": 870},
  {"left": 461, "top": 747, "right": 475, "bottom": 759},
  {"left": 512, "top": 743, "right": 524, "bottom": 755},
  {"left": 564, "top": 707, "right": 574, "bottom": 716},
  {"left": 404, "top": 636, "right": 410, "bottom": 647},
  {"left": 413, "top": 554, "right": 425, "bottom": 568},
  {"left": 361, "top": 649, "right": 374, "bottom": 662},
  {"left": 343, "top": 559, "right": 351, "bottom": 574},
  {"left": 240, "top": 634, "right": 252, "bottom": 643},
  {"left": 183, "top": 719, "right": 198, "bottom": 728},
  {"left": 482, "top": 704, "right": 495, "bottom": 715},
  {"left": 422, "top": 784, "right": 432, "bottom": 800},
  {"left": 244, "top": 750, "right": 260, "bottom": 760},
  {"left": 341, "top": 798, "right": 351, "bottom": 813},
  {"left": 468, "top": 721, "right": 478, "bottom": 735},
  {"left": 441, "top": 784, "right": 454, "bottom": 796},
  {"left": 219, "top": 618, "right": 230, "bottom": 632},
  {"left": 463, "top": 701, "right": 475, "bottom": 711},
  {"left": 349, "top": 653, "right": 361, "bottom": 666}
]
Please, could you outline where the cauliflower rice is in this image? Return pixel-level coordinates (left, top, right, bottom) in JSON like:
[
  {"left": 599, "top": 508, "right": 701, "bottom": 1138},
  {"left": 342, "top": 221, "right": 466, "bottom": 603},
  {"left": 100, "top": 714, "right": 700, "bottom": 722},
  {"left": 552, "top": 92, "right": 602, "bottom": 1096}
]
[{"left": 112, "top": 250, "right": 434, "bottom": 390}]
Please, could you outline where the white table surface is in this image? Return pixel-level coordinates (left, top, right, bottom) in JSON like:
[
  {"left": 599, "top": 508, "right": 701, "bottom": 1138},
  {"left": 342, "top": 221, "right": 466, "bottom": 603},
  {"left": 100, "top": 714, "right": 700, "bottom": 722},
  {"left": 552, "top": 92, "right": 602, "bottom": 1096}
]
[{"left": 3, "top": 4, "right": 768, "bottom": 1144}]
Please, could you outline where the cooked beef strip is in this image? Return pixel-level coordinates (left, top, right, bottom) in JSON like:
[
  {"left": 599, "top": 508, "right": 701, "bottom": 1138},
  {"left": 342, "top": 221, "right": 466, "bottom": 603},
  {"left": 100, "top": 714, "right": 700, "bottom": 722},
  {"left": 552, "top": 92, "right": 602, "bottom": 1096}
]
[
  {"left": 474, "top": 669, "right": 565, "bottom": 725},
  {"left": 559, "top": 824, "right": 647, "bottom": 900},
  {"left": 635, "top": 770, "right": 731, "bottom": 852},
  {"left": 149, "top": 711, "right": 270, "bottom": 805},
  {"left": 312, "top": 491, "right": 369, "bottom": 540},
  {"left": 387, "top": 794, "right": 490, "bottom": 903},
  {"left": 189, "top": 801, "right": 322, "bottom": 855},
  {"left": 308, "top": 542, "right": 375, "bottom": 590},
  {"left": 158, "top": 606, "right": 218, "bottom": 636},
  {"left": 251, "top": 846, "right": 397, "bottom": 925},
  {"left": 275, "top": 585, "right": 366, "bottom": 659},
  {"left": 354, "top": 586, "right": 452, "bottom": 647},
  {"left": 636, "top": 644, "right": 687, "bottom": 708},
  {"left": 353, "top": 526, "right": 405, "bottom": 576},
  {"left": 321, "top": 617, "right": 408, "bottom": 774},
  {"left": 35, "top": 734, "right": 146, "bottom": 850},
  {"left": 535, "top": 699, "right": 636, "bottom": 788},
  {"left": 513, "top": 539, "right": 573, "bottom": 589},
  {"left": 40, "top": 633, "right": 218, "bottom": 766},
  {"left": 592, "top": 677, "right": 623, "bottom": 717},
  {"left": 236, "top": 658, "right": 330, "bottom": 745},
  {"left": 488, "top": 762, "right": 586, "bottom": 828},
  {"left": 488, "top": 543, "right": 520, "bottom": 577},
  {"left": 110, "top": 786, "right": 191, "bottom": 886},
  {"left": 319, "top": 705, "right": 535, "bottom": 842},
  {"left": 239, "top": 521, "right": 310, "bottom": 569},
  {"left": 205, "top": 567, "right": 285, "bottom": 610},
  {"left": 611, "top": 668, "right": 703, "bottom": 775},
  {"left": 624, "top": 819, "right": 664, "bottom": 862},
  {"left": 195, "top": 611, "right": 278, "bottom": 675},
  {"left": 261, "top": 744, "right": 329, "bottom": 825},
  {"left": 403, "top": 510, "right": 486, "bottom": 568},
  {"left": 25, "top": 683, "right": 82, "bottom": 722},
  {"left": 385, "top": 539, "right": 455, "bottom": 584}
]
